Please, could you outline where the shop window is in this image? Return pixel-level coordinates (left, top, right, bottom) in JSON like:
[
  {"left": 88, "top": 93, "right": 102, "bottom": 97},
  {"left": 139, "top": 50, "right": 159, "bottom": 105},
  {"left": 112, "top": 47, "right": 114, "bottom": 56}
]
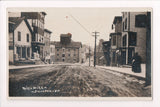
[
  {"left": 16, "top": 47, "right": 21, "bottom": 58},
  {"left": 123, "top": 35, "right": 127, "bottom": 46},
  {"left": 135, "top": 14, "right": 146, "bottom": 27}
]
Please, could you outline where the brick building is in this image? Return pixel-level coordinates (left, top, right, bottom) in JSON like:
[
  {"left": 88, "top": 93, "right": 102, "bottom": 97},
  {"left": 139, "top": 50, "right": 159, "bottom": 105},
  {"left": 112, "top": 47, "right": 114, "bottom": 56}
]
[
  {"left": 54, "top": 33, "right": 82, "bottom": 63},
  {"left": 121, "top": 12, "right": 147, "bottom": 65}
]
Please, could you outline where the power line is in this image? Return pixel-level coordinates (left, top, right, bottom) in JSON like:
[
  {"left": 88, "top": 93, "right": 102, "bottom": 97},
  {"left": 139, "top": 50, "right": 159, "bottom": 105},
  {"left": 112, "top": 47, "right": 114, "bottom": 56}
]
[{"left": 68, "top": 13, "right": 91, "bottom": 35}]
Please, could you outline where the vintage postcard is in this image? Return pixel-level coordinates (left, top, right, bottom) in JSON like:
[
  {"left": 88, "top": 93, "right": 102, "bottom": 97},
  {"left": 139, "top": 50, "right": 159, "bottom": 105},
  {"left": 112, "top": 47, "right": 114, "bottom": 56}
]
[{"left": 8, "top": 7, "right": 152, "bottom": 100}]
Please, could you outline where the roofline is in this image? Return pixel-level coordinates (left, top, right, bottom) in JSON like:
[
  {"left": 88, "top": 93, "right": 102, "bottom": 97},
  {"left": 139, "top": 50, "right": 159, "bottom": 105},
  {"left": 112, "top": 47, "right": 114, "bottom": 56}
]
[{"left": 113, "top": 16, "right": 122, "bottom": 24}]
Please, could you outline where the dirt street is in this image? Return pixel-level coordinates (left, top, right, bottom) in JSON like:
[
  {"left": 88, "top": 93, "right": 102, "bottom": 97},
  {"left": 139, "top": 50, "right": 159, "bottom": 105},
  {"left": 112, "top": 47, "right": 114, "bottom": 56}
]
[{"left": 9, "top": 64, "right": 151, "bottom": 97}]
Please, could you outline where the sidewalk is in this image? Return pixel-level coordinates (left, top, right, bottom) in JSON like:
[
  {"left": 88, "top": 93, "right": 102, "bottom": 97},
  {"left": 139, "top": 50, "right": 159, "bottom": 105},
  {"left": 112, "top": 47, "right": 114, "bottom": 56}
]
[
  {"left": 9, "top": 64, "right": 51, "bottom": 70},
  {"left": 97, "top": 64, "right": 146, "bottom": 79}
]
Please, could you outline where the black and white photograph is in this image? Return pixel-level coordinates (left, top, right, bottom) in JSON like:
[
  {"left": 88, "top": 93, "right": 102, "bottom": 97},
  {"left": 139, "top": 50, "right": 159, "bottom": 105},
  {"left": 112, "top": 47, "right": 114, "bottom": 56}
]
[{"left": 8, "top": 8, "right": 152, "bottom": 98}]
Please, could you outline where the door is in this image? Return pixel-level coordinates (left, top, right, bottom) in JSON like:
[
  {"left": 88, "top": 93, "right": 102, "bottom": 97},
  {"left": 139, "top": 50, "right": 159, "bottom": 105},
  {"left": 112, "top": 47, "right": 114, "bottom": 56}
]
[
  {"left": 22, "top": 47, "right": 26, "bottom": 58},
  {"left": 121, "top": 51, "right": 126, "bottom": 65},
  {"left": 128, "top": 48, "right": 134, "bottom": 65}
]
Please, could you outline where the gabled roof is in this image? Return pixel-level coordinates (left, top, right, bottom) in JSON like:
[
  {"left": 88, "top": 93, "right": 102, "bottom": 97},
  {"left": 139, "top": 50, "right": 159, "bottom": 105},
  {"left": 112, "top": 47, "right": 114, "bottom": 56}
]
[
  {"left": 9, "top": 17, "right": 25, "bottom": 32},
  {"left": 113, "top": 16, "right": 122, "bottom": 24},
  {"left": 9, "top": 17, "right": 33, "bottom": 35},
  {"left": 52, "top": 41, "right": 82, "bottom": 48}
]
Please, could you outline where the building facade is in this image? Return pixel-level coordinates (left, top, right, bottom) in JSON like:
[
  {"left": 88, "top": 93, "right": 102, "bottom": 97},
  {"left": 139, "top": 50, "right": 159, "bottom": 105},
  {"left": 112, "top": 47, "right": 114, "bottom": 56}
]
[
  {"left": 121, "top": 12, "right": 147, "bottom": 65},
  {"left": 43, "top": 29, "right": 52, "bottom": 63},
  {"left": 96, "top": 39, "right": 106, "bottom": 66},
  {"left": 50, "top": 41, "right": 55, "bottom": 64},
  {"left": 54, "top": 33, "right": 82, "bottom": 63},
  {"left": 21, "top": 12, "right": 47, "bottom": 60},
  {"left": 102, "top": 41, "right": 111, "bottom": 66},
  {"left": 9, "top": 17, "right": 32, "bottom": 64},
  {"left": 110, "top": 16, "right": 122, "bottom": 66}
]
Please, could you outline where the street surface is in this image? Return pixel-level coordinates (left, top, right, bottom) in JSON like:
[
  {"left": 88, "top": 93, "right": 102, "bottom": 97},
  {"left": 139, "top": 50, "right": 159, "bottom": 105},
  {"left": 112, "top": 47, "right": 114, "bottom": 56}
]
[{"left": 9, "top": 64, "right": 151, "bottom": 97}]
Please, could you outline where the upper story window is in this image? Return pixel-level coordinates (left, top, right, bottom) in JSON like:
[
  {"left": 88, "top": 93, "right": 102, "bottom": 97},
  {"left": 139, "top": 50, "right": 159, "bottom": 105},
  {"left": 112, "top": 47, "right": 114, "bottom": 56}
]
[
  {"left": 18, "top": 31, "right": 21, "bottom": 41},
  {"left": 125, "top": 18, "right": 127, "bottom": 30},
  {"left": 129, "top": 33, "right": 137, "bottom": 46},
  {"left": 112, "top": 36, "right": 116, "bottom": 46},
  {"left": 62, "top": 48, "right": 65, "bottom": 52},
  {"left": 27, "top": 34, "right": 29, "bottom": 42},
  {"left": 135, "top": 14, "right": 146, "bottom": 27}
]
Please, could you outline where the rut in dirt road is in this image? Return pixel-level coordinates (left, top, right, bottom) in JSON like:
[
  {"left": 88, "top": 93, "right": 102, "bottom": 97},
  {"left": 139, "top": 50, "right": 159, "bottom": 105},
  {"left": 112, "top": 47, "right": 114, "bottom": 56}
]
[{"left": 9, "top": 65, "right": 151, "bottom": 97}]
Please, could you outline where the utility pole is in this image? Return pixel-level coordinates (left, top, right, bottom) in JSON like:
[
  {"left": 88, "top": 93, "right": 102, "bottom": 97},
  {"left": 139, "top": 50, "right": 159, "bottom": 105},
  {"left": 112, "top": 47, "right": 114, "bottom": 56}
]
[
  {"left": 146, "top": 12, "right": 151, "bottom": 86},
  {"left": 89, "top": 46, "right": 91, "bottom": 66},
  {"left": 92, "top": 31, "right": 99, "bottom": 67}
]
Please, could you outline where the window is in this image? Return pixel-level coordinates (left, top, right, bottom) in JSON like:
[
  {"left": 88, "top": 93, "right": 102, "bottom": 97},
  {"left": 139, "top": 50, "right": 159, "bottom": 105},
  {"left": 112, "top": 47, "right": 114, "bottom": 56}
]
[
  {"left": 123, "top": 35, "right": 127, "bottom": 46},
  {"left": 62, "top": 59, "right": 65, "bottom": 62},
  {"left": 62, "top": 54, "right": 65, "bottom": 57},
  {"left": 135, "top": 14, "right": 146, "bottom": 27},
  {"left": 57, "top": 58, "right": 59, "bottom": 61},
  {"left": 112, "top": 36, "right": 116, "bottom": 46},
  {"left": 68, "top": 49, "right": 70, "bottom": 52},
  {"left": 125, "top": 18, "right": 127, "bottom": 30},
  {"left": 57, "top": 49, "right": 59, "bottom": 51},
  {"left": 68, "top": 54, "right": 70, "bottom": 57},
  {"left": 74, "top": 54, "right": 76, "bottom": 56},
  {"left": 27, "top": 34, "right": 29, "bottom": 42},
  {"left": 129, "top": 33, "right": 137, "bottom": 46},
  {"left": 123, "top": 22, "right": 124, "bottom": 31},
  {"left": 18, "top": 32, "right": 21, "bottom": 41},
  {"left": 57, "top": 54, "right": 59, "bottom": 56}
]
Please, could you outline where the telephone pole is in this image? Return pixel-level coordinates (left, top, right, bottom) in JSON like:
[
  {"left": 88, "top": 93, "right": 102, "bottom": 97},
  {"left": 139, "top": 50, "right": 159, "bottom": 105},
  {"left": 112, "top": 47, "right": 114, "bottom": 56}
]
[{"left": 92, "top": 31, "right": 99, "bottom": 67}]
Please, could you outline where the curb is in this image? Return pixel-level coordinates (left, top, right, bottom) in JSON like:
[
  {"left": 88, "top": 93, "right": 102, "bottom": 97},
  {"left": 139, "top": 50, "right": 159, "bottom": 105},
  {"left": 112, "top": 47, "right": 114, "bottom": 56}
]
[{"left": 98, "top": 67, "right": 145, "bottom": 80}]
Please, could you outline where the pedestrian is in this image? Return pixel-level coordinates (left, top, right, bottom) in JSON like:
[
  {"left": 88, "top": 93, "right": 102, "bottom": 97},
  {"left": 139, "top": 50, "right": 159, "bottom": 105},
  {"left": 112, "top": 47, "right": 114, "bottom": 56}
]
[{"left": 132, "top": 53, "right": 141, "bottom": 73}]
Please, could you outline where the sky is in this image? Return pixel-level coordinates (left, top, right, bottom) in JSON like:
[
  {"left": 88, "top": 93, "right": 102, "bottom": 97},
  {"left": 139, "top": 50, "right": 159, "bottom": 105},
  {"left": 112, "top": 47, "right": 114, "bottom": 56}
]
[
  {"left": 8, "top": 7, "right": 151, "bottom": 48},
  {"left": 44, "top": 8, "right": 121, "bottom": 47}
]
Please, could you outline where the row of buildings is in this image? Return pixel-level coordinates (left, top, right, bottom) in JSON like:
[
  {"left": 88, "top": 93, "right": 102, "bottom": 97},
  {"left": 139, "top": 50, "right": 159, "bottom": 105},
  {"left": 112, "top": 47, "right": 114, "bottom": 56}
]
[
  {"left": 9, "top": 12, "right": 88, "bottom": 65},
  {"left": 97, "top": 12, "right": 151, "bottom": 66}
]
